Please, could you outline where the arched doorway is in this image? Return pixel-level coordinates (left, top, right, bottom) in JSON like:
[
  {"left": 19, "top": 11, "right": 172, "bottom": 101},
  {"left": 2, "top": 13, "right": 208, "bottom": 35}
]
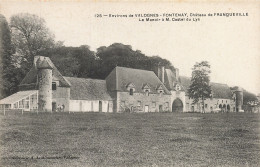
[
  {"left": 172, "top": 98, "right": 183, "bottom": 112},
  {"left": 210, "top": 106, "right": 213, "bottom": 113},
  {"left": 223, "top": 104, "right": 226, "bottom": 112},
  {"left": 227, "top": 105, "right": 230, "bottom": 112}
]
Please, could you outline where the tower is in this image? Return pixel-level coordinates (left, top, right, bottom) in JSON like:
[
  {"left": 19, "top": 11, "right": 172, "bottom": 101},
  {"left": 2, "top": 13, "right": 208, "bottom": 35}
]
[
  {"left": 234, "top": 87, "right": 243, "bottom": 112},
  {"left": 37, "top": 57, "right": 53, "bottom": 112}
]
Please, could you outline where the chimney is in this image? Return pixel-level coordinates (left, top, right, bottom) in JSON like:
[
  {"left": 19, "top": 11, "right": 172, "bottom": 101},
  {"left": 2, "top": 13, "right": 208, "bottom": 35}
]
[
  {"left": 175, "top": 68, "right": 179, "bottom": 81},
  {"left": 157, "top": 65, "right": 165, "bottom": 83},
  {"left": 161, "top": 66, "right": 165, "bottom": 83}
]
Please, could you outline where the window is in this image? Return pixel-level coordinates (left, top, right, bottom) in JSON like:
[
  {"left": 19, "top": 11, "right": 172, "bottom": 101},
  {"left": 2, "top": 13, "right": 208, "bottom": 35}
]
[
  {"left": 159, "top": 91, "right": 163, "bottom": 97},
  {"left": 186, "top": 103, "right": 189, "bottom": 108},
  {"left": 19, "top": 100, "right": 23, "bottom": 108},
  {"left": 121, "top": 101, "right": 125, "bottom": 106},
  {"left": 222, "top": 100, "right": 223, "bottom": 103},
  {"left": 165, "top": 102, "right": 169, "bottom": 108},
  {"left": 176, "top": 84, "right": 181, "bottom": 91},
  {"left": 130, "top": 88, "right": 134, "bottom": 95},
  {"left": 30, "top": 93, "right": 37, "bottom": 104},
  {"left": 205, "top": 104, "right": 208, "bottom": 108},
  {"left": 52, "top": 82, "right": 57, "bottom": 90},
  {"left": 25, "top": 101, "right": 29, "bottom": 109},
  {"left": 14, "top": 102, "right": 18, "bottom": 109},
  {"left": 138, "top": 101, "right": 141, "bottom": 106},
  {"left": 152, "top": 102, "right": 156, "bottom": 108},
  {"left": 145, "top": 90, "right": 149, "bottom": 96}
]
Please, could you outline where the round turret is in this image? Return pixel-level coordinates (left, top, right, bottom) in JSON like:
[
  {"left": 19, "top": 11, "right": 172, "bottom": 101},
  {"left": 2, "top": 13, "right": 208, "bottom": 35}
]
[
  {"left": 37, "top": 58, "right": 53, "bottom": 112},
  {"left": 234, "top": 87, "right": 243, "bottom": 112}
]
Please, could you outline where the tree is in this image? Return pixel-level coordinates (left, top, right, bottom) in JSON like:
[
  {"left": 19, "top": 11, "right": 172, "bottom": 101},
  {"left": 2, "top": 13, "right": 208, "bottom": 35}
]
[
  {"left": 96, "top": 43, "right": 172, "bottom": 79},
  {"left": 242, "top": 89, "right": 258, "bottom": 112},
  {"left": 41, "top": 43, "right": 173, "bottom": 80},
  {"left": 188, "top": 61, "right": 212, "bottom": 113},
  {"left": 10, "top": 13, "right": 55, "bottom": 74},
  {"left": 41, "top": 45, "right": 97, "bottom": 78},
  {"left": 0, "top": 14, "right": 17, "bottom": 98}
]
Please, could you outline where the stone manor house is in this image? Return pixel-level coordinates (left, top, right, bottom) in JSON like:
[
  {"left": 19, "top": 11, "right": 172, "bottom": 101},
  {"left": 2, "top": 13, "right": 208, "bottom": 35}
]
[{"left": 0, "top": 56, "right": 244, "bottom": 113}]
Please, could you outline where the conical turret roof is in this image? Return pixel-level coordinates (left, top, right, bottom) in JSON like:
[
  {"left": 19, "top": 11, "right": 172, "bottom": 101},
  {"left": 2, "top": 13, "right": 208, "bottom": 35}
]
[{"left": 36, "top": 58, "right": 53, "bottom": 69}]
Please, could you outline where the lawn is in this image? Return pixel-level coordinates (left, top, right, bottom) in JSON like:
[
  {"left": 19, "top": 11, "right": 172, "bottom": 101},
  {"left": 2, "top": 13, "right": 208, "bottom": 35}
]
[{"left": 0, "top": 112, "right": 259, "bottom": 167}]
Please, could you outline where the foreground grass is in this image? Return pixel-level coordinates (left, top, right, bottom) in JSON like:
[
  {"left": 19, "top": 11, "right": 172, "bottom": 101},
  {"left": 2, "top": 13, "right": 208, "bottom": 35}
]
[{"left": 0, "top": 112, "right": 259, "bottom": 167}]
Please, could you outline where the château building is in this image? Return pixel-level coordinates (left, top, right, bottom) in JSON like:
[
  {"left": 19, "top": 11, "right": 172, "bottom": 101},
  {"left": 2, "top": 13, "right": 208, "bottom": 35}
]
[{"left": 0, "top": 56, "right": 244, "bottom": 113}]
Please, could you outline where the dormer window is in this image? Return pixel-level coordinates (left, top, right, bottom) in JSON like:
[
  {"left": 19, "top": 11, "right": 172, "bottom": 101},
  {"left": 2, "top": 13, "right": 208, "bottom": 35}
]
[
  {"left": 210, "top": 93, "right": 213, "bottom": 100},
  {"left": 126, "top": 82, "right": 135, "bottom": 95},
  {"left": 142, "top": 83, "right": 151, "bottom": 96},
  {"left": 175, "top": 84, "right": 181, "bottom": 91},
  {"left": 156, "top": 84, "right": 164, "bottom": 95},
  {"left": 159, "top": 90, "right": 163, "bottom": 97}
]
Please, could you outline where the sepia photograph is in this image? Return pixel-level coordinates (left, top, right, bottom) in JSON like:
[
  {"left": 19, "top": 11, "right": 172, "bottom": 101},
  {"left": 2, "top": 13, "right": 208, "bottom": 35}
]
[{"left": 0, "top": 0, "right": 259, "bottom": 166}]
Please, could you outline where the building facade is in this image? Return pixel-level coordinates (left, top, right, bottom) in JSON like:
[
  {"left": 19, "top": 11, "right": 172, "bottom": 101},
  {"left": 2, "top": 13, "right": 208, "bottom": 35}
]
[
  {"left": 105, "top": 66, "right": 172, "bottom": 112},
  {"left": 0, "top": 56, "right": 244, "bottom": 113}
]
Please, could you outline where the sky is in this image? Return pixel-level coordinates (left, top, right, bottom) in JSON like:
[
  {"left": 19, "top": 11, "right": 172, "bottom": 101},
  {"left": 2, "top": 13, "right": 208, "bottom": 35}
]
[{"left": 1, "top": 1, "right": 260, "bottom": 94}]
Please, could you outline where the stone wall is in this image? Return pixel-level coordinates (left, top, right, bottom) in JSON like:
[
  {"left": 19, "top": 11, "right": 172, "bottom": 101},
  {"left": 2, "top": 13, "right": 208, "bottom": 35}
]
[
  {"left": 116, "top": 91, "right": 171, "bottom": 112},
  {"left": 185, "top": 96, "right": 236, "bottom": 113},
  {"left": 53, "top": 87, "right": 70, "bottom": 112},
  {"left": 69, "top": 100, "right": 113, "bottom": 112}
]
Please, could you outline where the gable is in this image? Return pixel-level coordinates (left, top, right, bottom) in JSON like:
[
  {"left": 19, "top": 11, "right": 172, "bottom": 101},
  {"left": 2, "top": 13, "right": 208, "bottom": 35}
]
[
  {"left": 105, "top": 67, "right": 117, "bottom": 91},
  {"left": 127, "top": 82, "right": 136, "bottom": 88},
  {"left": 156, "top": 84, "right": 164, "bottom": 90},
  {"left": 142, "top": 83, "right": 151, "bottom": 89}
]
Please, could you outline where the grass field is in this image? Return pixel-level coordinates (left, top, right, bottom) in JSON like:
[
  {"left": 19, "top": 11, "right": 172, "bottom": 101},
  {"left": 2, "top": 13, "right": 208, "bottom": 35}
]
[{"left": 0, "top": 112, "right": 259, "bottom": 167}]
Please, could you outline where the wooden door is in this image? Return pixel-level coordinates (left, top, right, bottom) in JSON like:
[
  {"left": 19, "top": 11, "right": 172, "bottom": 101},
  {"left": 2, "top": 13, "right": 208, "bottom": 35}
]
[
  {"left": 144, "top": 105, "right": 149, "bottom": 112},
  {"left": 99, "top": 101, "right": 102, "bottom": 112}
]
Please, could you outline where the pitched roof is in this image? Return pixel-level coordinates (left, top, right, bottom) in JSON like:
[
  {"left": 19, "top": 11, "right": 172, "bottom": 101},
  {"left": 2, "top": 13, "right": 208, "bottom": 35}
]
[
  {"left": 179, "top": 76, "right": 233, "bottom": 99},
  {"left": 20, "top": 67, "right": 38, "bottom": 85},
  {"left": 106, "top": 66, "right": 171, "bottom": 94},
  {"left": 164, "top": 69, "right": 184, "bottom": 91},
  {"left": 0, "top": 90, "right": 37, "bottom": 104},
  {"left": 20, "top": 56, "right": 70, "bottom": 87},
  {"left": 64, "top": 77, "right": 112, "bottom": 101}
]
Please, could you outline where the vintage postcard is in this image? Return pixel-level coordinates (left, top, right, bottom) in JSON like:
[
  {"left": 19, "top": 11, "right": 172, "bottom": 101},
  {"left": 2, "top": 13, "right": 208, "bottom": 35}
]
[{"left": 0, "top": 0, "right": 259, "bottom": 166}]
